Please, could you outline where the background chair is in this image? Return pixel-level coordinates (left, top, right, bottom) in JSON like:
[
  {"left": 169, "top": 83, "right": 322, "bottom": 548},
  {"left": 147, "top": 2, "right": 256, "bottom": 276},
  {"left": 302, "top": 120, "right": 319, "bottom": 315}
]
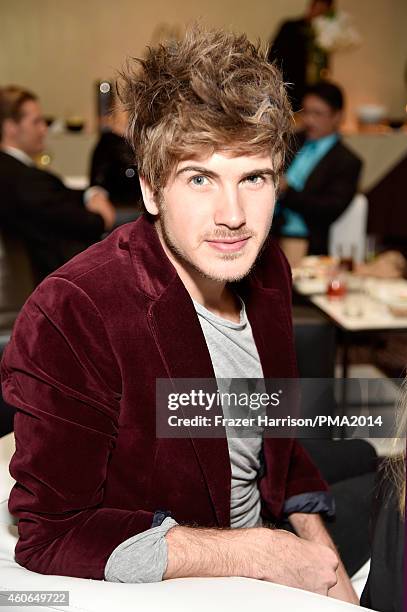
[
  {"left": 0, "top": 230, "right": 36, "bottom": 437},
  {"left": 329, "top": 194, "right": 368, "bottom": 263}
]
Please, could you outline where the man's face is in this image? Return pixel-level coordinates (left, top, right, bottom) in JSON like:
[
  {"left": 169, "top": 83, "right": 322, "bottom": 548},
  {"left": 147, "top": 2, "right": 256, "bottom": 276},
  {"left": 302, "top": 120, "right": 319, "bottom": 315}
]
[
  {"left": 302, "top": 94, "right": 342, "bottom": 140},
  {"left": 147, "top": 151, "right": 277, "bottom": 283},
  {"left": 7, "top": 100, "right": 47, "bottom": 156}
]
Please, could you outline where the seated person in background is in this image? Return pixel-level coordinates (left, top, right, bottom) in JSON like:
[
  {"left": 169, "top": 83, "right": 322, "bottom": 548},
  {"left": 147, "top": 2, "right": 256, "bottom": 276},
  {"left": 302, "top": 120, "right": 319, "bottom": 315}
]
[
  {"left": 2, "top": 26, "right": 358, "bottom": 604},
  {"left": 0, "top": 86, "right": 116, "bottom": 282},
  {"left": 274, "top": 81, "right": 362, "bottom": 264},
  {"left": 89, "top": 103, "right": 142, "bottom": 209}
]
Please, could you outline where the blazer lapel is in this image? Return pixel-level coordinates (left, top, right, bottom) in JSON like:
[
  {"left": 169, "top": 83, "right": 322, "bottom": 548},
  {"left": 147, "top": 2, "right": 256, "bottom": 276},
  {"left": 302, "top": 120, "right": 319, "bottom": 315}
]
[
  {"left": 304, "top": 140, "right": 341, "bottom": 192},
  {"left": 149, "top": 276, "right": 231, "bottom": 527},
  {"left": 246, "top": 288, "right": 297, "bottom": 378}
]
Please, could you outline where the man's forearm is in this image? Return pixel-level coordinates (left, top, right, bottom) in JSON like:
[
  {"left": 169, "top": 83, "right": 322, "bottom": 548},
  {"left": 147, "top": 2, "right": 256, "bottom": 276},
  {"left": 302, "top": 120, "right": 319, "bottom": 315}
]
[
  {"left": 164, "top": 525, "right": 245, "bottom": 580},
  {"left": 288, "top": 512, "right": 359, "bottom": 605},
  {"left": 164, "top": 523, "right": 339, "bottom": 596}
]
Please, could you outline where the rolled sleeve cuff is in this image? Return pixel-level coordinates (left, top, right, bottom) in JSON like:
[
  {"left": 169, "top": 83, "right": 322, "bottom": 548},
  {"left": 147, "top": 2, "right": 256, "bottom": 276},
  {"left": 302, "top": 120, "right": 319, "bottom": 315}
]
[
  {"left": 104, "top": 517, "right": 179, "bottom": 583},
  {"left": 283, "top": 491, "right": 335, "bottom": 518}
]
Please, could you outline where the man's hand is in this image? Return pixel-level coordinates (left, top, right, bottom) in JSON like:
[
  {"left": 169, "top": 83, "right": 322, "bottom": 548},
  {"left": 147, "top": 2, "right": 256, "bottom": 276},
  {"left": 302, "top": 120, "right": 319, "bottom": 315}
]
[
  {"left": 85, "top": 192, "right": 116, "bottom": 231},
  {"left": 289, "top": 512, "right": 360, "bottom": 605},
  {"left": 164, "top": 525, "right": 338, "bottom": 596}
]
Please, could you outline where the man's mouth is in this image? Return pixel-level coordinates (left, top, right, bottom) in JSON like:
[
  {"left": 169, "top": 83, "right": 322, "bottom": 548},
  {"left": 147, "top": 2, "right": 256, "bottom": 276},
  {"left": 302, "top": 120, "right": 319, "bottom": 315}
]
[{"left": 205, "top": 236, "right": 251, "bottom": 252}]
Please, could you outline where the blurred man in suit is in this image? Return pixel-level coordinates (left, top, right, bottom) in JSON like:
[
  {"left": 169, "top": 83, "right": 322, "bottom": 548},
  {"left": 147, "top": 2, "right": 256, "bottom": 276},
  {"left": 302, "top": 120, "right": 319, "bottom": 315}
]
[
  {"left": 0, "top": 86, "right": 116, "bottom": 281},
  {"left": 268, "top": 0, "right": 335, "bottom": 111},
  {"left": 275, "top": 81, "right": 362, "bottom": 260}
]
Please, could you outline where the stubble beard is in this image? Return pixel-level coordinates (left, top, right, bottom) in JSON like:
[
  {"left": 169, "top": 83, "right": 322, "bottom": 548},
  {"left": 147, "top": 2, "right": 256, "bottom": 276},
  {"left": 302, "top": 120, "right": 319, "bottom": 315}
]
[{"left": 156, "top": 205, "right": 272, "bottom": 283}]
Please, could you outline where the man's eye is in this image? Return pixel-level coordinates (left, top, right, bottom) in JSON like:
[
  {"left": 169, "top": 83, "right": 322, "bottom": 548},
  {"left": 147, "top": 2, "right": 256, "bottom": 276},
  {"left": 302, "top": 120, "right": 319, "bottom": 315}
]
[
  {"left": 245, "top": 175, "right": 264, "bottom": 184},
  {"left": 245, "top": 174, "right": 264, "bottom": 185},
  {"left": 190, "top": 175, "right": 209, "bottom": 186}
]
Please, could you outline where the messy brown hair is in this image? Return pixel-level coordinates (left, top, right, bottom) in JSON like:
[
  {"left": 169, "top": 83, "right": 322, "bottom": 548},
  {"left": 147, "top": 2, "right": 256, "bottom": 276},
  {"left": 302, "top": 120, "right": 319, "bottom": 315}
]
[
  {"left": 0, "top": 85, "right": 37, "bottom": 141},
  {"left": 117, "top": 24, "right": 293, "bottom": 198}
]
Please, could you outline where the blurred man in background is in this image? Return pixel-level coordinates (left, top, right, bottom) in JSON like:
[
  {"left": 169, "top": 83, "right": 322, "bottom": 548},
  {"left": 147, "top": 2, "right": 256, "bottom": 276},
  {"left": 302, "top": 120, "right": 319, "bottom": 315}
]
[
  {"left": 268, "top": 0, "right": 335, "bottom": 111},
  {"left": 274, "top": 81, "right": 362, "bottom": 263},
  {"left": 0, "top": 86, "right": 116, "bottom": 281}
]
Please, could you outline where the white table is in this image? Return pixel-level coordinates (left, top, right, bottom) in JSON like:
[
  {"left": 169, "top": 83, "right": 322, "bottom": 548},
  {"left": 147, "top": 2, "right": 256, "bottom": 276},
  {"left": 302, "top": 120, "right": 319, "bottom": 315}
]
[
  {"left": 292, "top": 275, "right": 407, "bottom": 438},
  {"left": 305, "top": 290, "right": 407, "bottom": 438},
  {"left": 310, "top": 293, "right": 407, "bottom": 333},
  {"left": 308, "top": 281, "right": 407, "bottom": 376}
]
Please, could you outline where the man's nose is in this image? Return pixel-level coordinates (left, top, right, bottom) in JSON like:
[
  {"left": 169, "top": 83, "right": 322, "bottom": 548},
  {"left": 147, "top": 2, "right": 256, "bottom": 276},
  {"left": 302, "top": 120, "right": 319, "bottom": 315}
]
[{"left": 213, "top": 186, "right": 246, "bottom": 228}]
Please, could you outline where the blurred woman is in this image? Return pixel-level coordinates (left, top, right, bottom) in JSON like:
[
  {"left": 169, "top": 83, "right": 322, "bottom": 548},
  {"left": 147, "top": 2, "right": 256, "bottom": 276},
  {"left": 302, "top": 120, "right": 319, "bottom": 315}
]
[{"left": 360, "top": 383, "right": 406, "bottom": 612}]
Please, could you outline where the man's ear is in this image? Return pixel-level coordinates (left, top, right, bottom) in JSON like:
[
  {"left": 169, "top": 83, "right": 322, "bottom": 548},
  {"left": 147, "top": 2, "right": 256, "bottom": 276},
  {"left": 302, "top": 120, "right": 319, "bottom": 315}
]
[
  {"left": 2, "top": 118, "right": 18, "bottom": 141},
  {"left": 139, "top": 175, "right": 160, "bottom": 215}
]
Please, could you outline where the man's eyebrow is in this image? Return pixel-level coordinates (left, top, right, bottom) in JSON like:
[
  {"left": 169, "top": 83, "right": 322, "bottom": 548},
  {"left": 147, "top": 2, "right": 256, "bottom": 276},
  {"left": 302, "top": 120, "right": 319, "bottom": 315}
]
[
  {"left": 176, "top": 165, "right": 277, "bottom": 181},
  {"left": 242, "top": 168, "right": 277, "bottom": 181},
  {"left": 176, "top": 166, "right": 219, "bottom": 178}
]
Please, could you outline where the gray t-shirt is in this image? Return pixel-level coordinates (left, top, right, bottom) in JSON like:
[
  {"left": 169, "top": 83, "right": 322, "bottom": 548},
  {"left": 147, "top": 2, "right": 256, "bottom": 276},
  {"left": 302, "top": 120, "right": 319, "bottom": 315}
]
[
  {"left": 193, "top": 296, "right": 265, "bottom": 529},
  {"left": 105, "top": 295, "right": 265, "bottom": 583}
]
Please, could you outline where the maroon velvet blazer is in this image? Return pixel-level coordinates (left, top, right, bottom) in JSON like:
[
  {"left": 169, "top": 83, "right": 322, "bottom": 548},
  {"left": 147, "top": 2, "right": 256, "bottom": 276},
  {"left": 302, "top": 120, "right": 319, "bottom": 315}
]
[{"left": 1, "top": 215, "right": 327, "bottom": 579}]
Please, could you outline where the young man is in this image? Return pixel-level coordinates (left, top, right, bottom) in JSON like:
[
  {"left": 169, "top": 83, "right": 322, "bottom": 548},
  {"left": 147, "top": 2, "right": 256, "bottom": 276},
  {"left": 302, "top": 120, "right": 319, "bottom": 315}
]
[
  {"left": 0, "top": 86, "right": 116, "bottom": 281},
  {"left": 1, "top": 27, "right": 358, "bottom": 604},
  {"left": 276, "top": 81, "right": 362, "bottom": 257}
]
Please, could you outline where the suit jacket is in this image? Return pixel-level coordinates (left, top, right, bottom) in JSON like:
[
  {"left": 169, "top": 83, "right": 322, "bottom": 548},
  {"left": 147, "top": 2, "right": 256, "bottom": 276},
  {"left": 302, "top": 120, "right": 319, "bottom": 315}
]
[
  {"left": 278, "top": 132, "right": 363, "bottom": 255},
  {"left": 90, "top": 131, "right": 142, "bottom": 207},
  {"left": 268, "top": 19, "right": 310, "bottom": 112},
  {"left": 0, "top": 151, "right": 105, "bottom": 281},
  {"left": 1, "top": 215, "right": 328, "bottom": 580}
]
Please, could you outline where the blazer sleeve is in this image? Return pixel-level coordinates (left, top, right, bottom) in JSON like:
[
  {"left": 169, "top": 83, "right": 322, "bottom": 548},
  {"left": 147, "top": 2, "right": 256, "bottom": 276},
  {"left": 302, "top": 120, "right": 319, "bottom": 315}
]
[
  {"left": 259, "top": 241, "right": 331, "bottom": 520},
  {"left": 1, "top": 277, "right": 155, "bottom": 579},
  {"left": 280, "top": 154, "right": 362, "bottom": 225},
  {"left": 274, "top": 241, "right": 331, "bottom": 500},
  {"left": 13, "top": 171, "right": 105, "bottom": 240},
  {"left": 260, "top": 436, "right": 331, "bottom": 522},
  {"left": 285, "top": 439, "right": 330, "bottom": 499}
]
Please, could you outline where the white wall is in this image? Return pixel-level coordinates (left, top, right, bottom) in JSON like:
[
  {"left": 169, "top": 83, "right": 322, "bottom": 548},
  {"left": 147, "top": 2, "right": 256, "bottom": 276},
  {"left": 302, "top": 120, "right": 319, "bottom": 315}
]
[
  {"left": 1, "top": 0, "right": 406, "bottom": 130},
  {"left": 333, "top": 0, "right": 407, "bottom": 123}
]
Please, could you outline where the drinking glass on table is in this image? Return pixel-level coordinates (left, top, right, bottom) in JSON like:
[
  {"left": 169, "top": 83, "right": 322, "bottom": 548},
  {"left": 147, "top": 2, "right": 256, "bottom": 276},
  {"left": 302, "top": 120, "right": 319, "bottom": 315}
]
[
  {"left": 365, "top": 235, "right": 378, "bottom": 263},
  {"left": 327, "top": 266, "right": 347, "bottom": 299}
]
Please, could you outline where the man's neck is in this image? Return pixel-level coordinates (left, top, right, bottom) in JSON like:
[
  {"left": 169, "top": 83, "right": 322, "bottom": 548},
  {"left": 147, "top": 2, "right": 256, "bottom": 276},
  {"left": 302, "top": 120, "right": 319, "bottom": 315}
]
[{"left": 191, "top": 282, "right": 241, "bottom": 324}]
